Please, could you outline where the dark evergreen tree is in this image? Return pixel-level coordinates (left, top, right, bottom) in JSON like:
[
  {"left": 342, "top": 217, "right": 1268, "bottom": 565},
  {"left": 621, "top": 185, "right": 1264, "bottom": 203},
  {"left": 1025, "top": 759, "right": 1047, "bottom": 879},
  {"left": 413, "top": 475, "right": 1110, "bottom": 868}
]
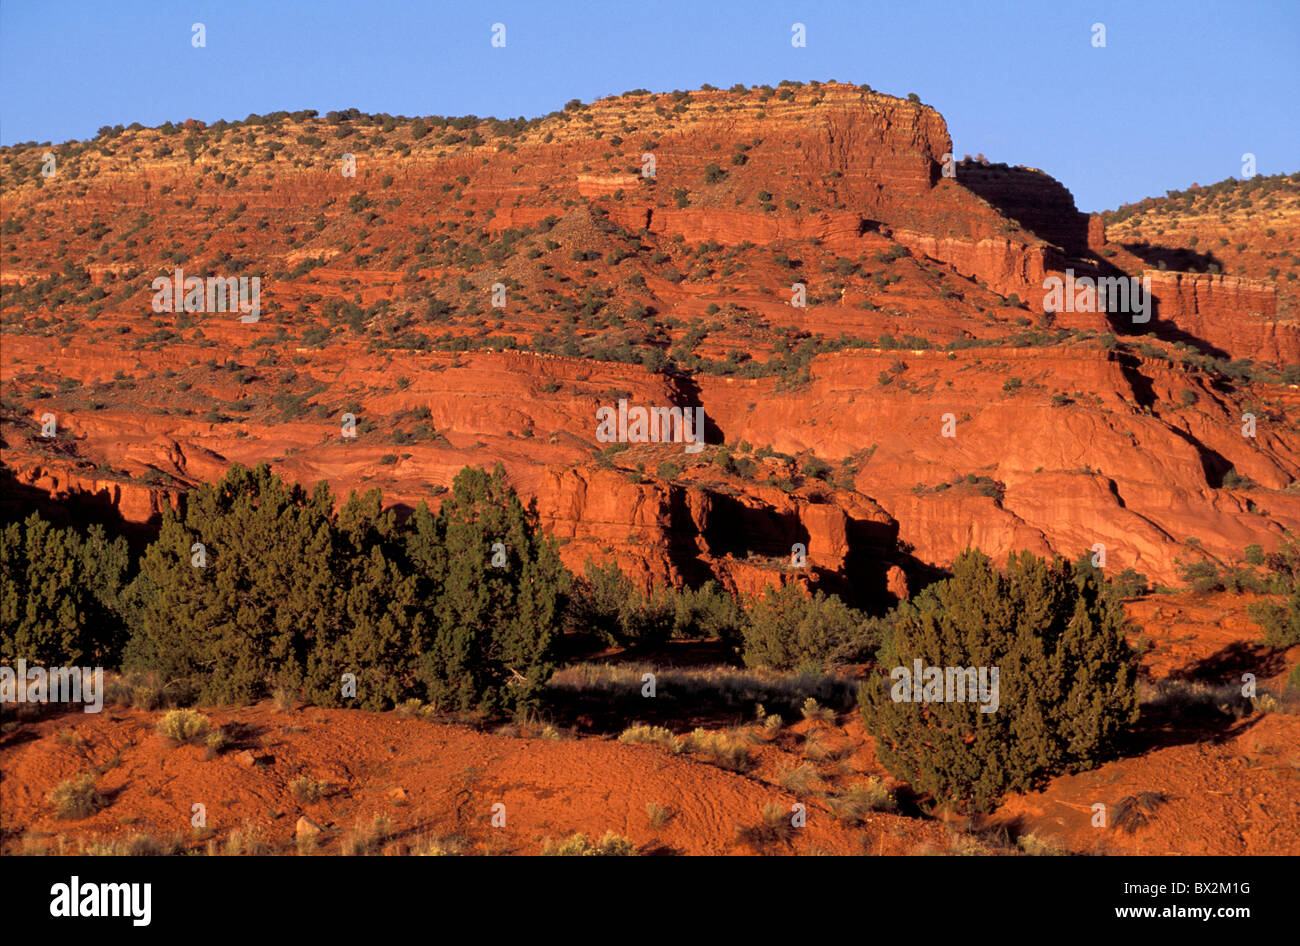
[
  {"left": 0, "top": 513, "right": 129, "bottom": 664},
  {"left": 861, "top": 549, "right": 1139, "bottom": 812},
  {"left": 302, "top": 488, "right": 423, "bottom": 710},
  {"left": 418, "top": 464, "right": 568, "bottom": 712},
  {"left": 567, "top": 559, "right": 639, "bottom": 646},
  {"left": 124, "top": 463, "right": 337, "bottom": 703},
  {"left": 742, "top": 582, "right": 875, "bottom": 671}
]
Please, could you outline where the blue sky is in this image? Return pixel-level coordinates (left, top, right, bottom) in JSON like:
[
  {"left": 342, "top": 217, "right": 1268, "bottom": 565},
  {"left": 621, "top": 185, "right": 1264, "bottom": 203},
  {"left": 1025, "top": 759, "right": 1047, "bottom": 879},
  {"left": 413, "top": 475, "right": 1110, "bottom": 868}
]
[{"left": 2, "top": 0, "right": 1296, "bottom": 211}]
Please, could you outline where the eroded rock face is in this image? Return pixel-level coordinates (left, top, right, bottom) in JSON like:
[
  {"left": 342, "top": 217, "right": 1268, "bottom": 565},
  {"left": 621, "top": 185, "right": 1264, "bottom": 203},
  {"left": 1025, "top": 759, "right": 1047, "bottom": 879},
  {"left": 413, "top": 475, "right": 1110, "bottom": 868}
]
[
  {"left": 1144, "top": 271, "right": 1295, "bottom": 364},
  {"left": 893, "top": 229, "right": 1051, "bottom": 300},
  {"left": 2, "top": 82, "right": 1295, "bottom": 600},
  {"left": 957, "top": 163, "right": 1092, "bottom": 258},
  {"left": 3, "top": 463, "right": 178, "bottom": 525}
]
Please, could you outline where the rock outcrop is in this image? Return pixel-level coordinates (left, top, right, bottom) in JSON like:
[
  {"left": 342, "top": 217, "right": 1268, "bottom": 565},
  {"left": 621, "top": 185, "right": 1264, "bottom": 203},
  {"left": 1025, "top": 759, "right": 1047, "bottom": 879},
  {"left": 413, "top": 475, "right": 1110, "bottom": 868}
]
[{"left": 2, "top": 81, "right": 1296, "bottom": 599}]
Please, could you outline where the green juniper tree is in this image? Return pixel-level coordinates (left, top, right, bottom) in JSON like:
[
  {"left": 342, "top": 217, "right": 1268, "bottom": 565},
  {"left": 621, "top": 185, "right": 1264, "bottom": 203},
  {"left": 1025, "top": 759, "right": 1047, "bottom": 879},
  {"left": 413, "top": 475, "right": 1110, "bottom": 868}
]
[
  {"left": 0, "top": 513, "right": 129, "bottom": 664},
  {"left": 861, "top": 549, "right": 1139, "bottom": 812},
  {"left": 122, "top": 462, "right": 568, "bottom": 712},
  {"left": 416, "top": 464, "right": 568, "bottom": 712},
  {"left": 124, "top": 463, "right": 336, "bottom": 703},
  {"left": 742, "top": 581, "right": 877, "bottom": 671},
  {"left": 301, "top": 487, "right": 424, "bottom": 710}
]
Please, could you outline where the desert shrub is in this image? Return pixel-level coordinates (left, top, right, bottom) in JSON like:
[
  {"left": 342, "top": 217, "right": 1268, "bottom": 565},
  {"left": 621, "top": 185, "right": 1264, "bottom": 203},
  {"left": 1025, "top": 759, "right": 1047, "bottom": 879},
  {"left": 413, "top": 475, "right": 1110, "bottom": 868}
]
[
  {"left": 683, "top": 727, "right": 752, "bottom": 772},
  {"left": 542, "top": 831, "right": 636, "bottom": 855},
  {"left": 737, "top": 802, "right": 795, "bottom": 850},
  {"left": 204, "top": 729, "right": 227, "bottom": 759},
  {"left": 1174, "top": 558, "right": 1227, "bottom": 593},
  {"left": 567, "top": 559, "right": 643, "bottom": 646},
  {"left": 778, "top": 761, "right": 823, "bottom": 794},
  {"left": 860, "top": 549, "right": 1139, "bottom": 812},
  {"left": 799, "top": 696, "right": 834, "bottom": 722},
  {"left": 81, "top": 834, "right": 179, "bottom": 856},
  {"left": 829, "top": 778, "right": 897, "bottom": 822},
  {"left": 742, "top": 583, "right": 877, "bottom": 670},
  {"left": 1111, "top": 792, "right": 1168, "bottom": 833},
  {"left": 49, "top": 773, "right": 105, "bottom": 819},
  {"left": 618, "top": 724, "right": 682, "bottom": 753},
  {"left": 568, "top": 562, "right": 745, "bottom": 649},
  {"left": 1018, "top": 833, "right": 1064, "bottom": 856},
  {"left": 1176, "top": 536, "right": 1296, "bottom": 597},
  {"left": 1071, "top": 552, "right": 1150, "bottom": 603},
  {"left": 662, "top": 581, "right": 748, "bottom": 648},
  {"left": 1262, "top": 531, "right": 1300, "bottom": 587},
  {"left": 290, "top": 775, "right": 324, "bottom": 803},
  {"left": 410, "top": 833, "right": 468, "bottom": 856},
  {"left": 801, "top": 456, "right": 833, "bottom": 480},
  {"left": 656, "top": 460, "right": 682, "bottom": 480},
  {"left": 1250, "top": 589, "right": 1300, "bottom": 648},
  {"left": 156, "top": 708, "right": 212, "bottom": 744},
  {"left": 1110, "top": 567, "right": 1151, "bottom": 598}
]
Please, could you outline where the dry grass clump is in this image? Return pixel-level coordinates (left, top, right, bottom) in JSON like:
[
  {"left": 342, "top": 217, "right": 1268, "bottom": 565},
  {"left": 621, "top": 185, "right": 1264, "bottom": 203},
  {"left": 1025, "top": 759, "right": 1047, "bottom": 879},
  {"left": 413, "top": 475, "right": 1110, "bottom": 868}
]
[
  {"left": 394, "top": 698, "right": 423, "bottom": 718},
  {"left": 82, "top": 833, "right": 181, "bottom": 856},
  {"left": 498, "top": 708, "right": 565, "bottom": 740},
  {"left": 541, "top": 830, "right": 637, "bottom": 856},
  {"left": 645, "top": 802, "right": 673, "bottom": 828},
  {"left": 410, "top": 833, "right": 469, "bottom": 856},
  {"left": 755, "top": 703, "right": 784, "bottom": 736},
  {"left": 683, "top": 727, "right": 753, "bottom": 772},
  {"left": 212, "top": 820, "right": 272, "bottom": 856},
  {"left": 800, "top": 697, "right": 835, "bottom": 723},
  {"left": 1017, "top": 833, "right": 1066, "bottom": 856},
  {"left": 618, "top": 724, "right": 683, "bottom": 753},
  {"left": 49, "top": 773, "right": 106, "bottom": 820},
  {"left": 393, "top": 698, "right": 441, "bottom": 721},
  {"left": 802, "top": 729, "right": 833, "bottom": 761},
  {"left": 1250, "top": 692, "right": 1288, "bottom": 715},
  {"left": 340, "top": 814, "right": 395, "bottom": 856},
  {"left": 291, "top": 775, "right": 324, "bottom": 803},
  {"left": 548, "top": 662, "right": 855, "bottom": 717},
  {"left": 737, "top": 802, "right": 796, "bottom": 851},
  {"left": 778, "top": 761, "right": 824, "bottom": 795},
  {"left": 1112, "top": 791, "right": 1168, "bottom": 834},
  {"left": 202, "top": 729, "right": 228, "bottom": 760},
  {"left": 19, "top": 832, "right": 181, "bottom": 856},
  {"left": 829, "top": 777, "right": 897, "bottom": 823},
  {"left": 943, "top": 830, "right": 999, "bottom": 856},
  {"left": 156, "top": 708, "right": 212, "bottom": 745},
  {"left": 103, "top": 671, "right": 194, "bottom": 710}
]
